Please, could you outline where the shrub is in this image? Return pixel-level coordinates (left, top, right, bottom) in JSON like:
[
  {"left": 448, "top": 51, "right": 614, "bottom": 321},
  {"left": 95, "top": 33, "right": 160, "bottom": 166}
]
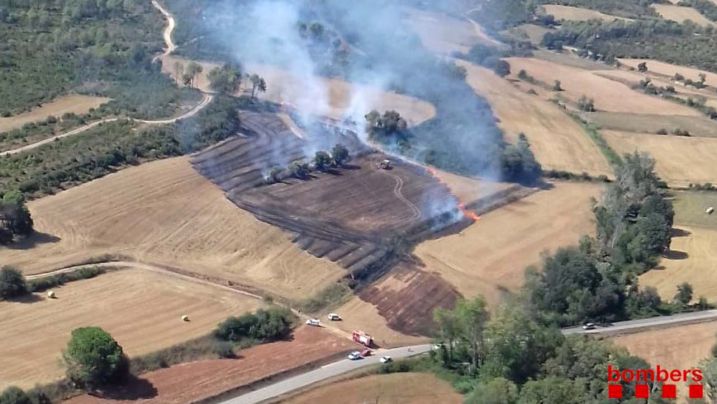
[
  {"left": 212, "top": 341, "right": 236, "bottom": 358},
  {"left": 0, "top": 386, "right": 31, "bottom": 404},
  {"left": 0, "top": 266, "right": 27, "bottom": 300},
  {"left": 214, "top": 307, "right": 294, "bottom": 342},
  {"left": 63, "top": 327, "right": 129, "bottom": 390}
]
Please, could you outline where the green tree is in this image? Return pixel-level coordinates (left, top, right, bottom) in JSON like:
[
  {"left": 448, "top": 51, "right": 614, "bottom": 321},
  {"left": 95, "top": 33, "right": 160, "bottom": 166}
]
[
  {"left": 433, "top": 307, "right": 459, "bottom": 364},
  {"left": 313, "top": 151, "right": 333, "bottom": 171},
  {"left": 0, "top": 191, "right": 34, "bottom": 238},
  {"left": 207, "top": 65, "right": 242, "bottom": 94},
  {"left": 248, "top": 74, "right": 267, "bottom": 99},
  {"left": 674, "top": 282, "right": 694, "bottom": 305},
  {"left": 63, "top": 327, "right": 128, "bottom": 389},
  {"left": 289, "top": 161, "right": 310, "bottom": 179},
  {"left": 465, "top": 378, "right": 518, "bottom": 404},
  {"left": 0, "top": 266, "right": 27, "bottom": 300},
  {"left": 637, "top": 62, "right": 648, "bottom": 72},
  {"left": 0, "top": 386, "right": 31, "bottom": 404},
  {"left": 577, "top": 95, "right": 595, "bottom": 112},
  {"left": 455, "top": 297, "right": 490, "bottom": 375},
  {"left": 518, "top": 377, "right": 585, "bottom": 404},
  {"left": 331, "top": 144, "right": 350, "bottom": 166},
  {"left": 185, "top": 62, "right": 203, "bottom": 88}
]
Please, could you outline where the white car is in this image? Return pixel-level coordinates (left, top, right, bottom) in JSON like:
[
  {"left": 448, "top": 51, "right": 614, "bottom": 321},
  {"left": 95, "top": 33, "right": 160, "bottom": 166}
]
[
  {"left": 347, "top": 351, "right": 362, "bottom": 360},
  {"left": 305, "top": 318, "right": 321, "bottom": 326},
  {"left": 582, "top": 322, "right": 596, "bottom": 330},
  {"left": 380, "top": 356, "right": 392, "bottom": 363},
  {"left": 327, "top": 313, "right": 341, "bottom": 321}
]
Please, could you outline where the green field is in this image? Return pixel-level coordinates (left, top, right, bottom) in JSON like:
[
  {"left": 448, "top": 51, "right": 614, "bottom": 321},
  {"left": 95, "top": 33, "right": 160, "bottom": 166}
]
[{"left": 673, "top": 191, "right": 717, "bottom": 229}]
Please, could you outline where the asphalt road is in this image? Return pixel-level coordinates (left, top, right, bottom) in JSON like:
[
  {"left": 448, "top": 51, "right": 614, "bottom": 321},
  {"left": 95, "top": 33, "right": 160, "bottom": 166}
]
[
  {"left": 562, "top": 309, "right": 717, "bottom": 335},
  {"left": 221, "top": 344, "right": 432, "bottom": 404}
]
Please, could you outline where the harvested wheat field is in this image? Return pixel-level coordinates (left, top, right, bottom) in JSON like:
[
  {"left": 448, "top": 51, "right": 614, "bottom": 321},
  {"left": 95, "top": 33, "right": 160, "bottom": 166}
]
[
  {"left": 67, "top": 326, "right": 358, "bottom": 404},
  {"left": 585, "top": 111, "right": 717, "bottom": 138},
  {"left": 619, "top": 58, "right": 717, "bottom": 87},
  {"left": 160, "top": 55, "right": 220, "bottom": 92},
  {"left": 507, "top": 57, "right": 700, "bottom": 117},
  {"left": 506, "top": 24, "right": 553, "bottom": 46},
  {"left": 457, "top": 60, "right": 612, "bottom": 177},
  {"left": 602, "top": 130, "right": 717, "bottom": 187},
  {"left": 0, "top": 157, "right": 344, "bottom": 301},
  {"left": 405, "top": 7, "right": 482, "bottom": 55},
  {"left": 611, "top": 320, "right": 717, "bottom": 401},
  {"left": 0, "top": 94, "right": 110, "bottom": 133},
  {"left": 673, "top": 191, "right": 717, "bottom": 229},
  {"left": 415, "top": 181, "right": 601, "bottom": 307},
  {"left": 541, "top": 5, "right": 629, "bottom": 22},
  {"left": 640, "top": 226, "right": 717, "bottom": 302},
  {"left": 0, "top": 268, "right": 261, "bottom": 390},
  {"left": 333, "top": 262, "right": 459, "bottom": 347},
  {"left": 652, "top": 4, "right": 715, "bottom": 27},
  {"left": 281, "top": 372, "right": 462, "bottom": 404}
]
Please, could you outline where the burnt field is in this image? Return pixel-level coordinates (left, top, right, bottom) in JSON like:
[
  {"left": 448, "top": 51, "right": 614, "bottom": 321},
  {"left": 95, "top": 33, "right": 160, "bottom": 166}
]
[{"left": 192, "top": 111, "right": 518, "bottom": 279}]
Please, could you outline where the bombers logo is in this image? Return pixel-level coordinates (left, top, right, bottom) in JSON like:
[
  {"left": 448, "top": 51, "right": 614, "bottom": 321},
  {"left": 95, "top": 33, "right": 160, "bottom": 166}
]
[{"left": 607, "top": 364, "right": 704, "bottom": 399}]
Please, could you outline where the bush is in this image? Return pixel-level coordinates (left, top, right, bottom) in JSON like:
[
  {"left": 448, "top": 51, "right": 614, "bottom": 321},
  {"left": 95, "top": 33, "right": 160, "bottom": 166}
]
[
  {"left": 212, "top": 341, "right": 236, "bottom": 358},
  {"left": 27, "top": 266, "right": 104, "bottom": 293},
  {"left": 0, "top": 386, "right": 31, "bottom": 404},
  {"left": 214, "top": 307, "right": 295, "bottom": 342},
  {"left": 63, "top": 327, "right": 129, "bottom": 390},
  {"left": 0, "top": 266, "right": 27, "bottom": 300}
]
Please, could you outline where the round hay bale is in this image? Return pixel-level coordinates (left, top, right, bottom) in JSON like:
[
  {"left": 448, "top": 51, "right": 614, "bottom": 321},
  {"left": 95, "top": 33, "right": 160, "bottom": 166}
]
[
  {"left": 707, "top": 207, "right": 715, "bottom": 215},
  {"left": 181, "top": 315, "right": 190, "bottom": 322},
  {"left": 47, "top": 290, "right": 56, "bottom": 299}
]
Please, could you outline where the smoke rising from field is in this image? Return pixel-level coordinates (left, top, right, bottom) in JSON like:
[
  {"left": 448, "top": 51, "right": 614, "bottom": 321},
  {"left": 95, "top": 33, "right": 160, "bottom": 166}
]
[{"left": 197, "top": 0, "right": 503, "bottom": 218}]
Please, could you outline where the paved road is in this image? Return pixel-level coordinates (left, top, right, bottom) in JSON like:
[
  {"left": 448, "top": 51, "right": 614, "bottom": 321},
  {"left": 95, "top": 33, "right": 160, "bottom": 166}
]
[
  {"left": 221, "top": 345, "right": 432, "bottom": 404},
  {"left": 562, "top": 309, "right": 717, "bottom": 335}
]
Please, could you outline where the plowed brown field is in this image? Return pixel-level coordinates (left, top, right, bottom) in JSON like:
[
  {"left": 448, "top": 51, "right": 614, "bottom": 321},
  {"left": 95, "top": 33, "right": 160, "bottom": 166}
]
[
  {"left": 66, "top": 326, "right": 357, "bottom": 404},
  {"left": 0, "top": 157, "right": 344, "bottom": 301},
  {"left": 0, "top": 268, "right": 261, "bottom": 390},
  {"left": 457, "top": 60, "right": 612, "bottom": 177}
]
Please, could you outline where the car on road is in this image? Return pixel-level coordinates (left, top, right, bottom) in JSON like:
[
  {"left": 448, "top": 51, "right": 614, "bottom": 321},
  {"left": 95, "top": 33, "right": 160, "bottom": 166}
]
[
  {"left": 361, "top": 349, "right": 372, "bottom": 357},
  {"left": 380, "top": 356, "right": 392, "bottom": 363},
  {"left": 347, "top": 351, "right": 362, "bottom": 360},
  {"left": 327, "top": 313, "right": 341, "bottom": 321},
  {"left": 306, "top": 318, "right": 321, "bottom": 327},
  {"left": 582, "top": 322, "right": 596, "bottom": 330}
]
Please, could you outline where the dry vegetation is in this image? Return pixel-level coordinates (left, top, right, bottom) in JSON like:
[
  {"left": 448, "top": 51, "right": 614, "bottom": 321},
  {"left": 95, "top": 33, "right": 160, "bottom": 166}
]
[
  {"left": 0, "top": 94, "right": 110, "bottom": 133},
  {"left": 652, "top": 4, "right": 715, "bottom": 27},
  {"left": 405, "top": 8, "right": 482, "bottom": 55},
  {"left": 619, "top": 58, "right": 717, "bottom": 87},
  {"left": 0, "top": 157, "right": 345, "bottom": 301},
  {"left": 541, "top": 5, "right": 629, "bottom": 22},
  {"left": 160, "top": 56, "right": 436, "bottom": 126},
  {"left": 507, "top": 57, "right": 700, "bottom": 117},
  {"left": 457, "top": 60, "right": 612, "bottom": 177},
  {"left": 0, "top": 268, "right": 261, "bottom": 390},
  {"left": 281, "top": 372, "right": 463, "bottom": 404},
  {"left": 67, "top": 326, "right": 357, "bottom": 404},
  {"left": 585, "top": 111, "right": 717, "bottom": 138},
  {"left": 414, "top": 181, "right": 602, "bottom": 307},
  {"left": 602, "top": 130, "right": 717, "bottom": 187}
]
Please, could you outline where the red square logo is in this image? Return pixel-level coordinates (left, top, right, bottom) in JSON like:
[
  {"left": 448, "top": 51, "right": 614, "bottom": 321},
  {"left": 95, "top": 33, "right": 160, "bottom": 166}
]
[
  {"left": 662, "top": 384, "right": 677, "bottom": 399},
  {"left": 689, "top": 384, "right": 704, "bottom": 399},
  {"left": 635, "top": 384, "right": 649, "bottom": 398},
  {"left": 608, "top": 384, "right": 623, "bottom": 399}
]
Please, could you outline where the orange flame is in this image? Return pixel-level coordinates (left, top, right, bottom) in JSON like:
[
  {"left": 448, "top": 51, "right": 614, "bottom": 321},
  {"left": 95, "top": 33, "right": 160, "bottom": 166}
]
[{"left": 426, "top": 167, "right": 480, "bottom": 222}]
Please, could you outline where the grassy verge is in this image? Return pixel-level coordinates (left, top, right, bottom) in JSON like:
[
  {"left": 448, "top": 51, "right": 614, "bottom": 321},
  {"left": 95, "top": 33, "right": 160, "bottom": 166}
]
[
  {"left": 569, "top": 112, "right": 623, "bottom": 168},
  {"left": 27, "top": 266, "right": 110, "bottom": 293},
  {"left": 298, "top": 281, "right": 353, "bottom": 315}
]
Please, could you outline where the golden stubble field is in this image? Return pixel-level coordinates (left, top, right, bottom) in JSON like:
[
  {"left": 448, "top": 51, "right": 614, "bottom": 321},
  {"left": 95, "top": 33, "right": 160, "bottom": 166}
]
[
  {"left": 414, "top": 181, "right": 602, "bottom": 307},
  {"left": 0, "top": 157, "right": 345, "bottom": 301},
  {"left": 652, "top": 4, "right": 715, "bottom": 27},
  {"left": 0, "top": 268, "right": 261, "bottom": 389},
  {"left": 281, "top": 372, "right": 463, "bottom": 404},
  {"left": 602, "top": 130, "right": 717, "bottom": 188},
  {"left": 541, "top": 4, "right": 630, "bottom": 22},
  {"left": 457, "top": 59, "right": 612, "bottom": 177},
  {"left": 0, "top": 95, "right": 110, "bottom": 133}
]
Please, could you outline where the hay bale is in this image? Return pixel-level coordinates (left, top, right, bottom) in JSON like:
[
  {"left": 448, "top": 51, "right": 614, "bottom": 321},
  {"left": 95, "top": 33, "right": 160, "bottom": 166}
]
[
  {"left": 707, "top": 207, "right": 715, "bottom": 215},
  {"left": 181, "top": 315, "right": 190, "bottom": 322},
  {"left": 47, "top": 290, "right": 56, "bottom": 299}
]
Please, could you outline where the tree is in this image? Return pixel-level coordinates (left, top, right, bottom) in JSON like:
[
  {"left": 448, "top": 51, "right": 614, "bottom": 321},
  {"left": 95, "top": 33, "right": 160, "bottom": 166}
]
[
  {"left": 248, "top": 74, "right": 267, "bottom": 99},
  {"left": 465, "top": 378, "right": 518, "bottom": 404},
  {"left": 313, "top": 151, "right": 332, "bottom": 171},
  {"left": 1, "top": 191, "right": 33, "bottom": 238},
  {"left": 519, "top": 377, "right": 585, "bottom": 404},
  {"left": 637, "top": 62, "right": 648, "bottom": 72},
  {"left": 289, "top": 161, "right": 310, "bottom": 179},
  {"left": 493, "top": 59, "right": 511, "bottom": 77},
  {"left": 578, "top": 95, "right": 595, "bottom": 112},
  {"left": 433, "top": 307, "right": 459, "bottom": 364},
  {"left": 63, "top": 327, "right": 128, "bottom": 389},
  {"left": 185, "top": 62, "right": 203, "bottom": 88},
  {"left": 455, "top": 297, "right": 490, "bottom": 375},
  {"left": 0, "top": 386, "right": 31, "bottom": 404},
  {"left": 0, "top": 266, "right": 27, "bottom": 300},
  {"left": 674, "top": 282, "right": 693, "bottom": 305},
  {"left": 331, "top": 144, "right": 350, "bottom": 166},
  {"left": 553, "top": 80, "right": 563, "bottom": 91},
  {"left": 208, "top": 65, "right": 242, "bottom": 94}
]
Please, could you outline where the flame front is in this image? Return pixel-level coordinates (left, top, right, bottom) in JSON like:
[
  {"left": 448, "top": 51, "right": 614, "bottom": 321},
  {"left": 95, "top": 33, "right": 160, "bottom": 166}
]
[{"left": 426, "top": 167, "right": 480, "bottom": 222}]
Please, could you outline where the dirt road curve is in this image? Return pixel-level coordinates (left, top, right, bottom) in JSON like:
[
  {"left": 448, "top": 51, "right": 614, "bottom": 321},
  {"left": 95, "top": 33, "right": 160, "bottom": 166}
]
[{"left": 0, "top": 1, "right": 213, "bottom": 157}]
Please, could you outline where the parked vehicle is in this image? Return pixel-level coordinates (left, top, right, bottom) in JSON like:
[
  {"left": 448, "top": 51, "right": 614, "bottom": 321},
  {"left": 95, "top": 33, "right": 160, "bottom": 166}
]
[
  {"left": 327, "top": 313, "right": 341, "bottom": 321},
  {"left": 306, "top": 318, "right": 321, "bottom": 327},
  {"left": 347, "top": 351, "right": 362, "bottom": 360},
  {"left": 380, "top": 356, "right": 392, "bottom": 363},
  {"left": 352, "top": 330, "right": 372, "bottom": 347},
  {"left": 582, "top": 322, "right": 596, "bottom": 330}
]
